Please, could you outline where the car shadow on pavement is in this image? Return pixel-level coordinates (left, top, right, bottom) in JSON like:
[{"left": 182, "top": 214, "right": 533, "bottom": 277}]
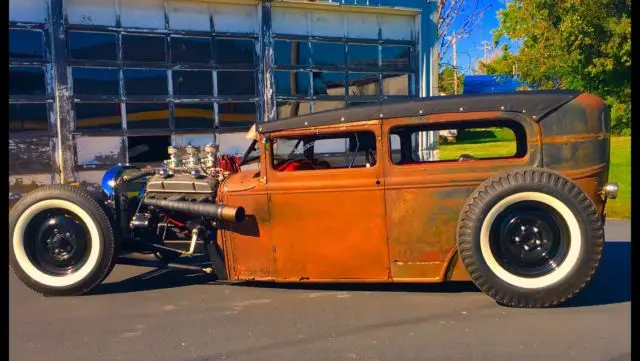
[
  {"left": 562, "top": 241, "right": 631, "bottom": 307},
  {"left": 90, "top": 243, "right": 629, "bottom": 307},
  {"left": 90, "top": 255, "right": 219, "bottom": 295},
  {"left": 90, "top": 269, "right": 218, "bottom": 295}
]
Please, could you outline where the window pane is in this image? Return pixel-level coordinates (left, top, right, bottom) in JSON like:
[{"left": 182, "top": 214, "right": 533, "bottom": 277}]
[
  {"left": 215, "top": 38, "right": 255, "bottom": 66},
  {"left": 382, "top": 46, "right": 410, "bottom": 69},
  {"left": 382, "top": 73, "right": 410, "bottom": 96},
  {"left": 311, "top": 42, "right": 345, "bottom": 67},
  {"left": 313, "top": 100, "right": 345, "bottom": 113},
  {"left": 217, "top": 71, "right": 255, "bottom": 96},
  {"left": 171, "top": 37, "right": 211, "bottom": 64},
  {"left": 174, "top": 102, "right": 213, "bottom": 129},
  {"left": 274, "top": 40, "right": 310, "bottom": 66},
  {"left": 127, "top": 135, "right": 171, "bottom": 163},
  {"left": 272, "top": 131, "right": 377, "bottom": 171},
  {"left": 9, "top": 137, "right": 53, "bottom": 174},
  {"left": 123, "top": 69, "right": 167, "bottom": 96},
  {"left": 72, "top": 67, "right": 119, "bottom": 96},
  {"left": 218, "top": 102, "right": 256, "bottom": 129},
  {"left": 75, "top": 136, "right": 124, "bottom": 166},
  {"left": 277, "top": 101, "right": 311, "bottom": 119},
  {"left": 348, "top": 44, "right": 378, "bottom": 68},
  {"left": 122, "top": 34, "right": 166, "bottom": 62},
  {"left": 9, "top": 103, "right": 49, "bottom": 132},
  {"left": 75, "top": 102, "right": 122, "bottom": 130},
  {"left": 9, "top": 29, "right": 44, "bottom": 59},
  {"left": 348, "top": 73, "right": 379, "bottom": 97},
  {"left": 172, "top": 70, "right": 213, "bottom": 96},
  {"left": 390, "top": 126, "right": 521, "bottom": 164},
  {"left": 312, "top": 72, "right": 345, "bottom": 96},
  {"left": 10, "top": 67, "right": 46, "bottom": 96},
  {"left": 274, "top": 71, "right": 310, "bottom": 97},
  {"left": 126, "top": 103, "right": 169, "bottom": 129},
  {"left": 68, "top": 31, "right": 117, "bottom": 61}
]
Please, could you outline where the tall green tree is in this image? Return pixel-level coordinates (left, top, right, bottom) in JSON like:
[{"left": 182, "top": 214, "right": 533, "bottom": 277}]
[
  {"left": 438, "top": 65, "right": 465, "bottom": 95},
  {"left": 489, "top": 0, "right": 631, "bottom": 134}
]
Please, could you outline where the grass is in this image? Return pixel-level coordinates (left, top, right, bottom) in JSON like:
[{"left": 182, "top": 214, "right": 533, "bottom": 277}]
[
  {"left": 437, "top": 133, "right": 630, "bottom": 220},
  {"left": 606, "top": 136, "right": 630, "bottom": 219}
]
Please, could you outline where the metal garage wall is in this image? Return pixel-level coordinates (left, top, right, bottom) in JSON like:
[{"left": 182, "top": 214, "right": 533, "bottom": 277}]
[{"left": 9, "top": 0, "right": 438, "bottom": 199}]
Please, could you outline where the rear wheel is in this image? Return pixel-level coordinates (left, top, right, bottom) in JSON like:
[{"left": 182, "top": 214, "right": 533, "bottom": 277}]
[
  {"left": 9, "top": 185, "right": 117, "bottom": 296},
  {"left": 456, "top": 168, "right": 604, "bottom": 307}
]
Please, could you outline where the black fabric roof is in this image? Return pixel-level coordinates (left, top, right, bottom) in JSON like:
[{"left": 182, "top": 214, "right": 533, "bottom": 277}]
[{"left": 258, "top": 90, "right": 580, "bottom": 133}]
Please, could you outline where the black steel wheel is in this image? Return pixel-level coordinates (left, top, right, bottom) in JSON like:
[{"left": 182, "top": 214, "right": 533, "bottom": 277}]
[
  {"left": 489, "top": 201, "right": 571, "bottom": 278},
  {"left": 456, "top": 168, "right": 604, "bottom": 308},
  {"left": 9, "top": 185, "right": 117, "bottom": 296}
]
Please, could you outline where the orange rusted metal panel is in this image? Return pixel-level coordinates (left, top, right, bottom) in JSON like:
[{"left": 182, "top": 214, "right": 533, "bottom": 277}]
[
  {"left": 220, "top": 142, "right": 275, "bottom": 281},
  {"left": 381, "top": 113, "right": 539, "bottom": 280},
  {"left": 263, "top": 123, "right": 390, "bottom": 280}
]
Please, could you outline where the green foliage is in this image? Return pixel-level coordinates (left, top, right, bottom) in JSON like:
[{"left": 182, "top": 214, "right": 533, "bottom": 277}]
[
  {"left": 606, "top": 136, "right": 630, "bottom": 219},
  {"left": 438, "top": 65, "right": 465, "bottom": 95},
  {"left": 488, "top": 0, "right": 631, "bottom": 134}
]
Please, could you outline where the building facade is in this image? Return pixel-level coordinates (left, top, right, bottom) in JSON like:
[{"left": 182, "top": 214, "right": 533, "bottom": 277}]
[{"left": 9, "top": 0, "right": 438, "bottom": 199}]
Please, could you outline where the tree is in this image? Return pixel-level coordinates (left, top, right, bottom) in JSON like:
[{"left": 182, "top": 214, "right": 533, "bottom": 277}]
[
  {"left": 489, "top": 0, "right": 631, "bottom": 134},
  {"left": 438, "top": 65, "right": 465, "bottom": 95},
  {"left": 476, "top": 44, "right": 517, "bottom": 76}
]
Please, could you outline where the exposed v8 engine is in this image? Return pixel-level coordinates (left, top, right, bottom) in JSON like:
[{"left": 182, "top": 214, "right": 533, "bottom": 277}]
[{"left": 100, "top": 144, "right": 244, "bottom": 268}]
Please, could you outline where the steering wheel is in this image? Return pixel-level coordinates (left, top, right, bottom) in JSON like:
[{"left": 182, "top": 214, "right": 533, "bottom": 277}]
[
  {"left": 458, "top": 153, "right": 478, "bottom": 162},
  {"left": 366, "top": 149, "right": 377, "bottom": 166}
]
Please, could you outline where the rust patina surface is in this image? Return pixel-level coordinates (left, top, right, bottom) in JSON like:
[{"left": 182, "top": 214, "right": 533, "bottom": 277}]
[{"left": 215, "top": 92, "right": 611, "bottom": 283}]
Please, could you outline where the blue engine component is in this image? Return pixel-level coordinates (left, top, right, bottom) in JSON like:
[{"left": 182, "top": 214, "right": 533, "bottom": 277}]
[
  {"left": 101, "top": 164, "right": 127, "bottom": 197},
  {"left": 101, "top": 164, "right": 146, "bottom": 198}
]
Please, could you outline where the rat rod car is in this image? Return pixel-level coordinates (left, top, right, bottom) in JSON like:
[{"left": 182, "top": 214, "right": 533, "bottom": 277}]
[{"left": 9, "top": 90, "right": 618, "bottom": 308}]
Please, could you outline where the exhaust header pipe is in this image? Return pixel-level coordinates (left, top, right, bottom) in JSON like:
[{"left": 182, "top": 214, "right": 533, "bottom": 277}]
[{"left": 143, "top": 197, "right": 245, "bottom": 222}]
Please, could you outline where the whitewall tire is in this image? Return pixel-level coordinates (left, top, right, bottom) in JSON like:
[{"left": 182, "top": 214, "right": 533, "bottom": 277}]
[
  {"left": 9, "top": 185, "right": 117, "bottom": 296},
  {"left": 456, "top": 168, "right": 604, "bottom": 308}
]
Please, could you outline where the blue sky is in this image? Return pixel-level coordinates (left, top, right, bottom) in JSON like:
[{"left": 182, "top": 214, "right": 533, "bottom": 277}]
[{"left": 439, "top": 0, "right": 506, "bottom": 74}]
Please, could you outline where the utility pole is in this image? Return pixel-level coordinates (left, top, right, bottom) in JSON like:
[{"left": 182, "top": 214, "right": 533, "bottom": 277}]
[
  {"left": 452, "top": 33, "right": 458, "bottom": 95},
  {"left": 480, "top": 40, "right": 490, "bottom": 65}
]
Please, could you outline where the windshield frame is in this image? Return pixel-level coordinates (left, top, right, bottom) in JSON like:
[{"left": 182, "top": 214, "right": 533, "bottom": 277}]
[{"left": 240, "top": 139, "right": 260, "bottom": 166}]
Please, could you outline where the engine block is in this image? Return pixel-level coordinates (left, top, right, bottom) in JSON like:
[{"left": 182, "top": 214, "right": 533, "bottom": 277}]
[{"left": 146, "top": 173, "right": 218, "bottom": 202}]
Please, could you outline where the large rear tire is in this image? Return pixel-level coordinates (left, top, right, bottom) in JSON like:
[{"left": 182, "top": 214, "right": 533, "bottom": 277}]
[
  {"left": 9, "top": 185, "right": 117, "bottom": 296},
  {"left": 456, "top": 168, "right": 604, "bottom": 308}
]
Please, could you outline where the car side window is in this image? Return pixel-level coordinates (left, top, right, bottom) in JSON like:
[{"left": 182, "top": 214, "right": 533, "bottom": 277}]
[
  {"left": 390, "top": 121, "right": 527, "bottom": 164},
  {"left": 272, "top": 131, "right": 377, "bottom": 171}
]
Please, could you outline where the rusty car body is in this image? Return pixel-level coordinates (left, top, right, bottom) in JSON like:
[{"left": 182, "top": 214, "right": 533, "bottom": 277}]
[{"left": 9, "top": 90, "right": 617, "bottom": 307}]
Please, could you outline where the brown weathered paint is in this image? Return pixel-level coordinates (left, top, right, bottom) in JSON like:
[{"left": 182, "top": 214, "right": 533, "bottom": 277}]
[{"left": 218, "top": 96, "right": 611, "bottom": 283}]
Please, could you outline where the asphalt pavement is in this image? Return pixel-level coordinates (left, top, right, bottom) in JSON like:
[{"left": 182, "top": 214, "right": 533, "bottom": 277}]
[{"left": 9, "top": 220, "right": 631, "bottom": 361}]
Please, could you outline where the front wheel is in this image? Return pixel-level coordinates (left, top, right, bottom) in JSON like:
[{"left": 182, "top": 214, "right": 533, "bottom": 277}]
[
  {"left": 9, "top": 185, "right": 117, "bottom": 296},
  {"left": 456, "top": 168, "right": 604, "bottom": 308}
]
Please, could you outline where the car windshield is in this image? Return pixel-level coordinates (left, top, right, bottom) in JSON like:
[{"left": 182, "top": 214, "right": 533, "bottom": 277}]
[{"left": 240, "top": 139, "right": 260, "bottom": 167}]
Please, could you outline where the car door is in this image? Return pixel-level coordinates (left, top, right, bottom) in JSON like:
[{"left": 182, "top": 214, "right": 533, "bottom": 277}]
[
  {"left": 220, "top": 140, "right": 275, "bottom": 280},
  {"left": 381, "top": 113, "right": 538, "bottom": 281},
  {"left": 265, "top": 122, "right": 390, "bottom": 280}
]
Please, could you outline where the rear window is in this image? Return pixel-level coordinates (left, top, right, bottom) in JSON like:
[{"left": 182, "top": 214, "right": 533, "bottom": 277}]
[{"left": 390, "top": 121, "right": 526, "bottom": 164}]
